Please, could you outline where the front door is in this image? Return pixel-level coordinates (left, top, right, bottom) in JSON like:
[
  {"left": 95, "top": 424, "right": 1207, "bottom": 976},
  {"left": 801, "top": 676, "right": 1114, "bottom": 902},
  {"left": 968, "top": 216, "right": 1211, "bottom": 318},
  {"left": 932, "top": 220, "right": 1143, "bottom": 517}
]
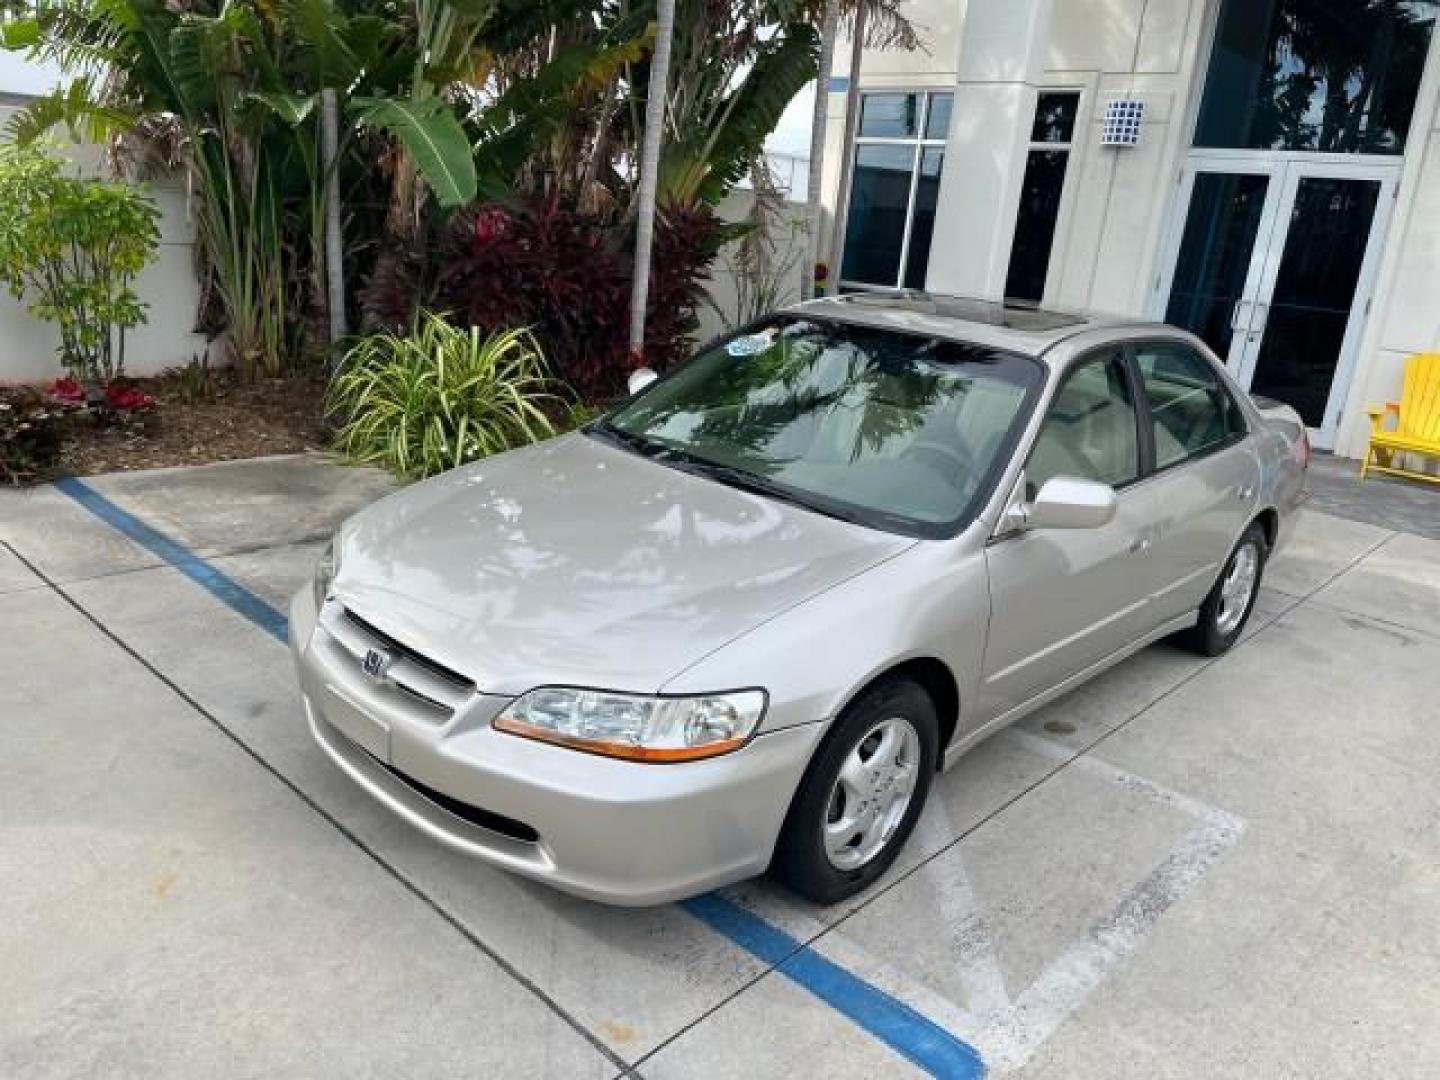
[
  {"left": 1157, "top": 156, "right": 1398, "bottom": 449},
  {"left": 982, "top": 349, "right": 1155, "bottom": 715}
]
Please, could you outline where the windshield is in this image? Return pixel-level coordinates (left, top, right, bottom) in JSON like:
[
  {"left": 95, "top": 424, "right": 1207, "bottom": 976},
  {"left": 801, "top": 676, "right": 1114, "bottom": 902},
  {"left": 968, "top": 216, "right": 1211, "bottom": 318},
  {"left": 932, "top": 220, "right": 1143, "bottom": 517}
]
[{"left": 597, "top": 316, "right": 1042, "bottom": 536}]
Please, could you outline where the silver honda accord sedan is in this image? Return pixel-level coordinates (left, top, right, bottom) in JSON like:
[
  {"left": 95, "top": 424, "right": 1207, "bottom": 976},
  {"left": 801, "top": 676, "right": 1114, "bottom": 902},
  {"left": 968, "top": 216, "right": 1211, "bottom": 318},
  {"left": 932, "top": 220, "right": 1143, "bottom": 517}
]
[{"left": 290, "top": 294, "right": 1307, "bottom": 906}]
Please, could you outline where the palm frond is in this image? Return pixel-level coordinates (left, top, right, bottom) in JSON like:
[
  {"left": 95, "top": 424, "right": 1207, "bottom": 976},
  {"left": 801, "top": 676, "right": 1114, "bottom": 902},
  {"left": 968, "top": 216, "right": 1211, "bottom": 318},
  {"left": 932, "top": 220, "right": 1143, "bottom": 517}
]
[
  {"left": 661, "top": 20, "right": 819, "bottom": 207},
  {"left": 5, "top": 76, "right": 134, "bottom": 145}
]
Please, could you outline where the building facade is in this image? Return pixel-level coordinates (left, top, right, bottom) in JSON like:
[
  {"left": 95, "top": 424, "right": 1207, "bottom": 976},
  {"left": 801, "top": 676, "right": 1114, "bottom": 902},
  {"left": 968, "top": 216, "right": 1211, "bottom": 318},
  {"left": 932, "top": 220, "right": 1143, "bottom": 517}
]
[{"left": 820, "top": 0, "right": 1440, "bottom": 459}]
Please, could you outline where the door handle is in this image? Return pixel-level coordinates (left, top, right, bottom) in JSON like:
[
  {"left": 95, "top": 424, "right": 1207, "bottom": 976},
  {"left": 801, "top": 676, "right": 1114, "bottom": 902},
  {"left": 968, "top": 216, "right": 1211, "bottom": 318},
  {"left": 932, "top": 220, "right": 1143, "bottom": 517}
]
[
  {"left": 1230, "top": 300, "right": 1253, "bottom": 333},
  {"left": 1249, "top": 302, "right": 1270, "bottom": 340}
]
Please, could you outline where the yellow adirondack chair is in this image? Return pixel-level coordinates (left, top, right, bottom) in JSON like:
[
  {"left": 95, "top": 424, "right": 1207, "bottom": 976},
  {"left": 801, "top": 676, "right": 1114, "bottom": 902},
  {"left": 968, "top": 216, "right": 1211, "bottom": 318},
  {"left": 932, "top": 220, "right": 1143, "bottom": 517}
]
[{"left": 1362, "top": 353, "right": 1440, "bottom": 485}]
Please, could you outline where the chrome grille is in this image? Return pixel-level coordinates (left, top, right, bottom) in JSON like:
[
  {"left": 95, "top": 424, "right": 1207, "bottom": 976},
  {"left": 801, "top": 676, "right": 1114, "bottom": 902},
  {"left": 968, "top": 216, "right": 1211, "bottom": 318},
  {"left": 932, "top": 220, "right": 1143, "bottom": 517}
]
[{"left": 319, "top": 604, "right": 476, "bottom": 718}]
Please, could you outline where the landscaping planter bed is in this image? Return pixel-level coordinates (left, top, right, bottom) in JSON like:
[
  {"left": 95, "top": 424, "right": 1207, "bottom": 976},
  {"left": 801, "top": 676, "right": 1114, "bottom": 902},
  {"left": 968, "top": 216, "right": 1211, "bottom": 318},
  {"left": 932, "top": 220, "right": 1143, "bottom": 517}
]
[{"left": 2, "top": 371, "right": 329, "bottom": 484}]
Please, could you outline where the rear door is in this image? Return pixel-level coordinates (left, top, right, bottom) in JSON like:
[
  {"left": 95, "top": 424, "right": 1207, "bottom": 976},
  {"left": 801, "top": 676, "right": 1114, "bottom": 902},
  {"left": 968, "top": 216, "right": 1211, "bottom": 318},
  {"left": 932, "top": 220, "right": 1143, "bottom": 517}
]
[
  {"left": 1128, "top": 340, "right": 1257, "bottom": 622},
  {"left": 981, "top": 348, "right": 1156, "bottom": 713}
]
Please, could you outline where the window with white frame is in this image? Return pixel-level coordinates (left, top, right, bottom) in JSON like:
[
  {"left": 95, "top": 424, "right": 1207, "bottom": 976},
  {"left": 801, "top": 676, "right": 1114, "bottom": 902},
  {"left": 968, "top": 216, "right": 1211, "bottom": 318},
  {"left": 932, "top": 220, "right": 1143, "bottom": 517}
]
[
  {"left": 1005, "top": 91, "right": 1081, "bottom": 304},
  {"left": 839, "top": 91, "right": 952, "bottom": 290}
]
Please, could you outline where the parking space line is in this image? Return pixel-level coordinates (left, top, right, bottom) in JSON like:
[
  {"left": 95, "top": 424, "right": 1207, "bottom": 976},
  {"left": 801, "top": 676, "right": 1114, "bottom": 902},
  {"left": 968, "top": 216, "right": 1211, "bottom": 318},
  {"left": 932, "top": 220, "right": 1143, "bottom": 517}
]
[
  {"left": 53, "top": 477, "right": 289, "bottom": 643},
  {"left": 745, "top": 732, "right": 1247, "bottom": 1074},
  {"left": 683, "top": 896, "right": 984, "bottom": 1078},
  {"left": 51, "top": 476, "right": 988, "bottom": 1079}
]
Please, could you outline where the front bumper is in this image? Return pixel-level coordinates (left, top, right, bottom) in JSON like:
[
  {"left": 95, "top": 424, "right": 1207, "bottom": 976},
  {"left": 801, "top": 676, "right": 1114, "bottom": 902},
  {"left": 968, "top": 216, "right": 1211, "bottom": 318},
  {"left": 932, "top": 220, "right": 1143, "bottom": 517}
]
[{"left": 288, "top": 587, "right": 822, "bottom": 906}]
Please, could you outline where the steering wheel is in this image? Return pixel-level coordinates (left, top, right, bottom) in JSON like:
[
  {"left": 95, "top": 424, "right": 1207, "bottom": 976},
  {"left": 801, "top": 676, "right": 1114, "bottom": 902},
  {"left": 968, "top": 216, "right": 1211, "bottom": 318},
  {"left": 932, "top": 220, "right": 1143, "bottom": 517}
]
[{"left": 906, "top": 438, "right": 975, "bottom": 478}]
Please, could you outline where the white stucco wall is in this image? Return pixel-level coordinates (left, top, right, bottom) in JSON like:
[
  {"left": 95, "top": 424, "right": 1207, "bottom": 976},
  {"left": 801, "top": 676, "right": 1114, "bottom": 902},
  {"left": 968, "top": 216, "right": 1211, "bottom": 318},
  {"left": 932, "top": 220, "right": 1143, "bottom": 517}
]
[
  {"left": 697, "top": 188, "right": 810, "bottom": 343},
  {"left": 821, "top": 0, "right": 1214, "bottom": 307},
  {"left": 1042, "top": 0, "right": 1212, "bottom": 316},
  {"left": 0, "top": 101, "right": 206, "bottom": 384}
]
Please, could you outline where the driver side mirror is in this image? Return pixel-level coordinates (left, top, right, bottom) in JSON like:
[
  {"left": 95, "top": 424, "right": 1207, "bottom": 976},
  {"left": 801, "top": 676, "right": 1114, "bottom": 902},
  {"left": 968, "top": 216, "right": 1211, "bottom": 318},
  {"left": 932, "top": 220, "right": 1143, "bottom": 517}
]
[
  {"left": 628, "top": 367, "right": 659, "bottom": 396},
  {"left": 1022, "top": 477, "right": 1118, "bottom": 531}
]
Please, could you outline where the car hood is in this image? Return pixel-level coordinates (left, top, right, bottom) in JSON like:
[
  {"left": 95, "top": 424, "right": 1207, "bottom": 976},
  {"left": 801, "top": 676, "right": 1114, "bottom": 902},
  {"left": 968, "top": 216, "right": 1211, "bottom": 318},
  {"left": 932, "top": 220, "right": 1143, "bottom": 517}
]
[{"left": 334, "top": 433, "right": 914, "bottom": 694}]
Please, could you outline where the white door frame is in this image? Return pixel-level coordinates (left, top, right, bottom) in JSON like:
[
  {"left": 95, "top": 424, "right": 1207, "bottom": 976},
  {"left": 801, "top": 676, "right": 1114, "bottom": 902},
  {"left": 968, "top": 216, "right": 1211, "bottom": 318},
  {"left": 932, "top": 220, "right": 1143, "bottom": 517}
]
[
  {"left": 1151, "top": 155, "right": 1290, "bottom": 374},
  {"left": 1152, "top": 151, "right": 1401, "bottom": 449}
]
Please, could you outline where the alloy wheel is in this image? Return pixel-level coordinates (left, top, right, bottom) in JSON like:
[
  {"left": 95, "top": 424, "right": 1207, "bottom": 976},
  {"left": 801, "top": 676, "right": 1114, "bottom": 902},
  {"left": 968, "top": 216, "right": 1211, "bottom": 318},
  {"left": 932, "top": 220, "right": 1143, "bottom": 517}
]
[
  {"left": 822, "top": 716, "right": 922, "bottom": 872},
  {"left": 1216, "top": 541, "right": 1260, "bottom": 636}
]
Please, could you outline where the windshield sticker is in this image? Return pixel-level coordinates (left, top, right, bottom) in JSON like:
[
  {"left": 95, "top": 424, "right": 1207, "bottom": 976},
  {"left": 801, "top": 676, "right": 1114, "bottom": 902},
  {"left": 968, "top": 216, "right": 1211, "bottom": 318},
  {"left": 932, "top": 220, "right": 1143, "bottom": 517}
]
[{"left": 726, "top": 330, "right": 777, "bottom": 357}]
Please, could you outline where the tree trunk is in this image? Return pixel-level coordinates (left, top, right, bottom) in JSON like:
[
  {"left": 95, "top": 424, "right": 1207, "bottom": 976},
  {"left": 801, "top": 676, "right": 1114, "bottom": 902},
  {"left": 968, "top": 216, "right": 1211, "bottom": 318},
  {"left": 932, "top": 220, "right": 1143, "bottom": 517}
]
[
  {"left": 804, "top": 0, "right": 840, "bottom": 301},
  {"left": 827, "top": 5, "right": 867, "bottom": 297},
  {"left": 321, "top": 88, "right": 347, "bottom": 348},
  {"left": 628, "top": 0, "right": 677, "bottom": 359}
]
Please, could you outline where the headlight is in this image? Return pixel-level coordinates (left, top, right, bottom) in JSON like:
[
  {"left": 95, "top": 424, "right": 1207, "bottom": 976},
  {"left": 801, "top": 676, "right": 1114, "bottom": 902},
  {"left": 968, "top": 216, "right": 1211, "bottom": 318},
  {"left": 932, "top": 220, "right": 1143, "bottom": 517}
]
[
  {"left": 494, "top": 687, "right": 766, "bottom": 762},
  {"left": 312, "top": 538, "right": 339, "bottom": 610}
]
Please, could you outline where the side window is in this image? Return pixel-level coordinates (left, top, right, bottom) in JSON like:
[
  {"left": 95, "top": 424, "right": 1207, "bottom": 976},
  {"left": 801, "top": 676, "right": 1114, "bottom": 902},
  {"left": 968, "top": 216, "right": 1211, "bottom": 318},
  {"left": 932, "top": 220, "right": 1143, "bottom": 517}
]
[
  {"left": 1135, "top": 343, "right": 1245, "bottom": 470},
  {"left": 1027, "top": 350, "right": 1139, "bottom": 496}
]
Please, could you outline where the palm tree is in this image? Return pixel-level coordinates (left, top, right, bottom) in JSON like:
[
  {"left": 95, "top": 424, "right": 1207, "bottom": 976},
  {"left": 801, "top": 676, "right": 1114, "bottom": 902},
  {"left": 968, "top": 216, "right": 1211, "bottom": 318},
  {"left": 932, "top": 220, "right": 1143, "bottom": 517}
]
[
  {"left": 629, "top": 0, "right": 677, "bottom": 360},
  {"left": 803, "top": 0, "right": 839, "bottom": 301},
  {"left": 805, "top": 0, "right": 920, "bottom": 298}
]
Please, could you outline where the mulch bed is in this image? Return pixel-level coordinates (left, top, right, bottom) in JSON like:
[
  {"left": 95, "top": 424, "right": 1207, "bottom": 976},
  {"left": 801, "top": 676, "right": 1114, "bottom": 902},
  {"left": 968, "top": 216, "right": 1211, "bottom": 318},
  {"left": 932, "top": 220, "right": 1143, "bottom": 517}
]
[{"left": 57, "top": 370, "right": 329, "bottom": 477}]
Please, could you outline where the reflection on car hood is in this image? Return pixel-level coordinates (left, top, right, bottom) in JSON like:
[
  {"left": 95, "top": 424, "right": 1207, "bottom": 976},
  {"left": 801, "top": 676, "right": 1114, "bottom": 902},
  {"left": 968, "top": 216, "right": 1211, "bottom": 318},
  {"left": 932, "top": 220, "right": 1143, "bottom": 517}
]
[{"left": 335, "top": 433, "right": 915, "bottom": 694}]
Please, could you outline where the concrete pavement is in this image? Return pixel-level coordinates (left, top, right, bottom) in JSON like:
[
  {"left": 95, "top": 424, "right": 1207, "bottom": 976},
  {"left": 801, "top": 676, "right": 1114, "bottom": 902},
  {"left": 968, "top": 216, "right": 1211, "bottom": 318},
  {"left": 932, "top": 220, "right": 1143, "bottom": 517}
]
[{"left": 2, "top": 453, "right": 1437, "bottom": 1078}]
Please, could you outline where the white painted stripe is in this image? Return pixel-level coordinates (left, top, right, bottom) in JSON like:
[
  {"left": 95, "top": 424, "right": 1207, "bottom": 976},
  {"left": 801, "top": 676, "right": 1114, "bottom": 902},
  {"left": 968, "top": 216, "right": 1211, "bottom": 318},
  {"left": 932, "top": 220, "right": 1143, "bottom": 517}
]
[{"left": 802, "top": 730, "right": 1247, "bottom": 1074}]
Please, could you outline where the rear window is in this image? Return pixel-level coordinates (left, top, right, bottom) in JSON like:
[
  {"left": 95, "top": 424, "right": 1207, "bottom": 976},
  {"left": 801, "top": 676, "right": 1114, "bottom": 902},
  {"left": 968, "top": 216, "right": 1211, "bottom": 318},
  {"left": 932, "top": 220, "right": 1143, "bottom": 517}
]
[{"left": 1134, "top": 343, "right": 1246, "bottom": 469}]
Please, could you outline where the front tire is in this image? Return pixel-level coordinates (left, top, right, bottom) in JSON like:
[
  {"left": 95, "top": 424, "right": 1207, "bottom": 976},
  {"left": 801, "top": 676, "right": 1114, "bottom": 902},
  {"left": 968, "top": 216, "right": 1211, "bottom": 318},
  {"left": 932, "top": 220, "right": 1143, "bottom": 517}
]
[
  {"left": 771, "top": 679, "right": 938, "bottom": 904},
  {"left": 1179, "top": 522, "right": 1267, "bottom": 657}
]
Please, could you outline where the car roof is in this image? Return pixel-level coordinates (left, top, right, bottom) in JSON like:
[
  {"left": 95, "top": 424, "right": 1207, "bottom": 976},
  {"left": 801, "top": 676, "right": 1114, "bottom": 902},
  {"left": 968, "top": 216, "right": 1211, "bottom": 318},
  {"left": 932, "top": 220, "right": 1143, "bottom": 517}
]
[{"left": 786, "top": 292, "right": 1165, "bottom": 358}]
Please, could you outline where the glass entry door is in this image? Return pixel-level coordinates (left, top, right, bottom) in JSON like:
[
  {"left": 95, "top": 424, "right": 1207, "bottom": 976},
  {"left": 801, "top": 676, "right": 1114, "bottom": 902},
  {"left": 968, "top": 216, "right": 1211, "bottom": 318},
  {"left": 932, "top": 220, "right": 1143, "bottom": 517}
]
[{"left": 1158, "top": 157, "right": 1397, "bottom": 449}]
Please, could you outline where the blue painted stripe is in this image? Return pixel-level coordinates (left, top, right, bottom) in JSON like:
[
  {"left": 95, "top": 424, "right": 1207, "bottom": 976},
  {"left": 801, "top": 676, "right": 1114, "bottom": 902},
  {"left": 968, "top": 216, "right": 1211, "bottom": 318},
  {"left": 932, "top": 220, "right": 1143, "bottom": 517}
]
[
  {"left": 54, "top": 477, "right": 289, "bottom": 644},
  {"left": 829, "top": 75, "right": 851, "bottom": 94},
  {"left": 56, "top": 474, "right": 984, "bottom": 1078},
  {"left": 683, "top": 894, "right": 984, "bottom": 1078}
]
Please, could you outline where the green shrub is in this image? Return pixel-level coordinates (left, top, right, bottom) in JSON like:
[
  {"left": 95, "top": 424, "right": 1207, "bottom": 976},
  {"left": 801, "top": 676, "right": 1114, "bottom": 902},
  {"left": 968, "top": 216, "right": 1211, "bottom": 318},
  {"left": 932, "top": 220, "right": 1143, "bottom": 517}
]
[
  {"left": 328, "top": 314, "right": 562, "bottom": 480},
  {"left": 0, "top": 386, "right": 70, "bottom": 485},
  {"left": 0, "top": 143, "right": 160, "bottom": 383}
]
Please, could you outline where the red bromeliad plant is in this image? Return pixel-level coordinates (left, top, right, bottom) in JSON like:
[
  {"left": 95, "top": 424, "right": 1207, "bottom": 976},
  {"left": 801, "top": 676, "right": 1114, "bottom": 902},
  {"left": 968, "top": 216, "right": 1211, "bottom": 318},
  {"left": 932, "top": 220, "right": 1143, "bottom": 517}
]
[
  {"left": 50, "top": 377, "right": 87, "bottom": 408},
  {"left": 103, "top": 383, "right": 157, "bottom": 413},
  {"left": 49, "top": 377, "right": 156, "bottom": 415}
]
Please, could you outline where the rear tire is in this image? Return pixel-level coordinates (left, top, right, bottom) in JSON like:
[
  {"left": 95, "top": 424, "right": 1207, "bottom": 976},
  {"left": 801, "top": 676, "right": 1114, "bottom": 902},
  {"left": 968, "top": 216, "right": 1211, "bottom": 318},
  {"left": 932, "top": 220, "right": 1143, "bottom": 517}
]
[
  {"left": 771, "top": 679, "right": 938, "bottom": 905},
  {"left": 1178, "top": 522, "right": 1268, "bottom": 657}
]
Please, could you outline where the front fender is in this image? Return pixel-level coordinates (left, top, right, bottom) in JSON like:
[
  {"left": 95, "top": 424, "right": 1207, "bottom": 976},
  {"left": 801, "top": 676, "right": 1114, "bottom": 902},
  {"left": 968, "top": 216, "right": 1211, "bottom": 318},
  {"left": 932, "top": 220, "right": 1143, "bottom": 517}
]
[{"left": 660, "top": 538, "right": 991, "bottom": 744}]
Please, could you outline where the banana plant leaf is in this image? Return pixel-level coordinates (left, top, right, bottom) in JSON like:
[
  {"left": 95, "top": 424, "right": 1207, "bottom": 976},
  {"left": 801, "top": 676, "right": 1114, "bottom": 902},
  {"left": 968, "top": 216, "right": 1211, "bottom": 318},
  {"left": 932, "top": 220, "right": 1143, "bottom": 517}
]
[{"left": 351, "top": 95, "right": 478, "bottom": 209}]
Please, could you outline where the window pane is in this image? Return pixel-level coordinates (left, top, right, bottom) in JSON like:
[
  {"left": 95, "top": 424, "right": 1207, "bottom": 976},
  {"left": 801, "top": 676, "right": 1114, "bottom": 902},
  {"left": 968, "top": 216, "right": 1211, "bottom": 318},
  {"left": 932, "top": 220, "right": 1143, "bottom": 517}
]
[
  {"left": 1249, "top": 176, "right": 1382, "bottom": 426},
  {"left": 841, "top": 144, "right": 916, "bottom": 285},
  {"left": 925, "top": 93, "right": 954, "bottom": 139},
  {"left": 1195, "top": 0, "right": 1439, "bottom": 154},
  {"left": 903, "top": 148, "right": 944, "bottom": 289},
  {"left": 1029, "top": 351, "right": 1139, "bottom": 491},
  {"left": 1005, "top": 150, "right": 1069, "bottom": 303},
  {"left": 1032, "top": 92, "right": 1080, "bottom": 143},
  {"left": 1136, "top": 344, "right": 1245, "bottom": 468},
  {"left": 859, "top": 93, "right": 920, "bottom": 138},
  {"left": 1165, "top": 172, "right": 1271, "bottom": 358}
]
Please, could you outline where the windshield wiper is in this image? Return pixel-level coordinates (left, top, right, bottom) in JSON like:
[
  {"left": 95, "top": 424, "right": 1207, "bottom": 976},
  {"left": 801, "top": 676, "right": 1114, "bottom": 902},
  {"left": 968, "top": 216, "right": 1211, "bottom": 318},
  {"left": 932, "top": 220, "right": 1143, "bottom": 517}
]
[
  {"left": 589, "top": 419, "right": 666, "bottom": 459},
  {"left": 590, "top": 422, "right": 871, "bottom": 527},
  {"left": 659, "top": 453, "right": 871, "bottom": 526}
]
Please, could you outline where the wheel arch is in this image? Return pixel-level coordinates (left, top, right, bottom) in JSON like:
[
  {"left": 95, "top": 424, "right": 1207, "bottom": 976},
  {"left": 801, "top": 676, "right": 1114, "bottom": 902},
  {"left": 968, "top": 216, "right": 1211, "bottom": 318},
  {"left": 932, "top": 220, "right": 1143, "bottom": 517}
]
[
  {"left": 1252, "top": 507, "right": 1280, "bottom": 551},
  {"left": 835, "top": 657, "right": 961, "bottom": 771}
]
